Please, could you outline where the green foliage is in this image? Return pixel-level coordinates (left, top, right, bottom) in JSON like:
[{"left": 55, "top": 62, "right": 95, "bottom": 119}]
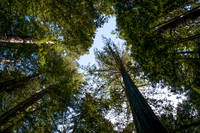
[
  {"left": 113, "top": 0, "right": 200, "bottom": 100},
  {"left": 0, "top": 48, "right": 83, "bottom": 131},
  {"left": 0, "top": 0, "right": 111, "bottom": 54},
  {"left": 0, "top": 0, "right": 115, "bottom": 132},
  {"left": 113, "top": 0, "right": 200, "bottom": 132},
  {"left": 1, "top": 0, "right": 200, "bottom": 132},
  {"left": 70, "top": 93, "right": 114, "bottom": 133}
]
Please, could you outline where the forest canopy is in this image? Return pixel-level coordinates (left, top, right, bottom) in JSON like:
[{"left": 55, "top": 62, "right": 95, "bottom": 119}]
[{"left": 0, "top": 0, "right": 200, "bottom": 132}]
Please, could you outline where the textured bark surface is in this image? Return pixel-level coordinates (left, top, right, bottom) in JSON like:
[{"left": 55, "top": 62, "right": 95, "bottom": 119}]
[
  {"left": 0, "top": 88, "right": 49, "bottom": 126},
  {"left": 121, "top": 69, "right": 167, "bottom": 133},
  {"left": 0, "top": 73, "right": 44, "bottom": 93},
  {"left": 0, "top": 59, "right": 20, "bottom": 63},
  {"left": 155, "top": 6, "right": 200, "bottom": 33},
  {"left": 0, "top": 37, "right": 54, "bottom": 44}
]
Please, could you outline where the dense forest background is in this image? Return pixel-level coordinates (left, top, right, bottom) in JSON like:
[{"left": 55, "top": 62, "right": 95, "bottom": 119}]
[{"left": 0, "top": 0, "right": 200, "bottom": 132}]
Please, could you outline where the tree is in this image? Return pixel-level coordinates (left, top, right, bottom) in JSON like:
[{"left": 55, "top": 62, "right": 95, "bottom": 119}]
[
  {"left": 0, "top": 0, "right": 116, "bottom": 132},
  {"left": 0, "top": 86, "right": 50, "bottom": 126},
  {"left": 0, "top": 0, "right": 112, "bottom": 55},
  {"left": 93, "top": 38, "right": 167, "bottom": 133},
  {"left": 0, "top": 73, "right": 43, "bottom": 93},
  {"left": 0, "top": 47, "right": 84, "bottom": 132},
  {"left": 112, "top": 1, "right": 200, "bottom": 132},
  {"left": 113, "top": 0, "right": 200, "bottom": 105},
  {"left": 154, "top": 6, "right": 200, "bottom": 33},
  {"left": 71, "top": 93, "right": 114, "bottom": 133}
]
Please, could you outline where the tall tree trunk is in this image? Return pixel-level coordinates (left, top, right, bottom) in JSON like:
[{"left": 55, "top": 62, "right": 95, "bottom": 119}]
[
  {"left": 0, "top": 59, "right": 20, "bottom": 63},
  {"left": 0, "top": 102, "right": 49, "bottom": 133},
  {"left": 155, "top": 6, "right": 200, "bottom": 33},
  {"left": 0, "top": 73, "right": 44, "bottom": 93},
  {"left": 0, "top": 37, "right": 54, "bottom": 44},
  {"left": 0, "top": 88, "right": 50, "bottom": 126},
  {"left": 120, "top": 68, "right": 167, "bottom": 133}
]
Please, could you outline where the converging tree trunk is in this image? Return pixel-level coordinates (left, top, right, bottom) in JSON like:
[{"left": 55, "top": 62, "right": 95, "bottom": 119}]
[
  {"left": 0, "top": 37, "right": 54, "bottom": 44},
  {"left": 95, "top": 39, "right": 168, "bottom": 133},
  {"left": 0, "top": 88, "right": 50, "bottom": 126},
  {"left": 155, "top": 6, "right": 200, "bottom": 33},
  {"left": 0, "top": 59, "right": 20, "bottom": 63},
  {"left": 120, "top": 68, "right": 167, "bottom": 133},
  {"left": 0, "top": 73, "right": 44, "bottom": 93}
]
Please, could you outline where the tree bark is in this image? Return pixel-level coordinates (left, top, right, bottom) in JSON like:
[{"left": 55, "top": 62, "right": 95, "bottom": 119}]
[
  {"left": 120, "top": 68, "right": 167, "bottom": 133},
  {"left": 0, "top": 37, "right": 54, "bottom": 44},
  {"left": 0, "top": 102, "right": 49, "bottom": 133},
  {"left": 155, "top": 6, "right": 200, "bottom": 33},
  {"left": 177, "top": 51, "right": 197, "bottom": 55},
  {"left": 0, "top": 73, "right": 44, "bottom": 93},
  {"left": 0, "top": 59, "right": 20, "bottom": 63},
  {"left": 0, "top": 88, "right": 50, "bottom": 126}
]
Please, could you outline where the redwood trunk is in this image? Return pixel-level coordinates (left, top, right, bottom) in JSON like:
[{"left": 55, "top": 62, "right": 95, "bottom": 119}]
[
  {"left": 121, "top": 69, "right": 167, "bottom": 133},
  {"left": 0, "top": 59, "right": 20, "bottom": 63},
  {"left": 155, "top": 6, "right": 200, "bottom": 33},
  {"left": 0, "top": 88, "right": 50, "bottom": 126},
  {"left": 0, "top": 37, "right": 53, "bottom": 44},
  {"left": 0, "top": 73, "right": 44, "bottom": 93}
]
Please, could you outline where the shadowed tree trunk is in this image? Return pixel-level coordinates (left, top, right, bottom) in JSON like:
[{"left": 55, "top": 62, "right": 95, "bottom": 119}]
[
  {"left": 0, "top": 37, "right": 54, "bottom": 44},
  {"left": 0, "top": 59, "right": 20, "bottom": 63},
  {"left": 0, "top": 73, "right": 44, "bottom": 93},
  {"left": 95, "top": 39, "right": 168, "bottom": 133},
  {"left": 0, "top": 102, "right": 49, "bottom": 133},
  {"left": 155, "top": 6, "right": 200, "bottom": 33},
  {"left": 120, "top": 68, "right": 167, "bottom": 133},
  {"left": 0, "top": 87, "right": 50, "bottom": 126}
]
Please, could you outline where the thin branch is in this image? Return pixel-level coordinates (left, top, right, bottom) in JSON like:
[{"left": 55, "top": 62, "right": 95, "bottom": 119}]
[{"left": 176, "top": 120, "right": 200, "bottom": 131}]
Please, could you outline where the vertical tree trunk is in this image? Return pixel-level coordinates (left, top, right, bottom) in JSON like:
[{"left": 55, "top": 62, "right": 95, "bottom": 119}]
[
  {"left": 0, "top": 73, "right": 44, "bottom": 93},
  {"left": 0, "top": 88, "right": 50, "bottom": 126},
  {"left": 120, "top": 68, "right": 167, "bottom": 133}
]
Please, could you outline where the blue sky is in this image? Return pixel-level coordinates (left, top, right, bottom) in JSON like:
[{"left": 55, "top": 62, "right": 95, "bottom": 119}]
[{"left": 78, "top": 16, "right": 125, "bottom": 66}]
